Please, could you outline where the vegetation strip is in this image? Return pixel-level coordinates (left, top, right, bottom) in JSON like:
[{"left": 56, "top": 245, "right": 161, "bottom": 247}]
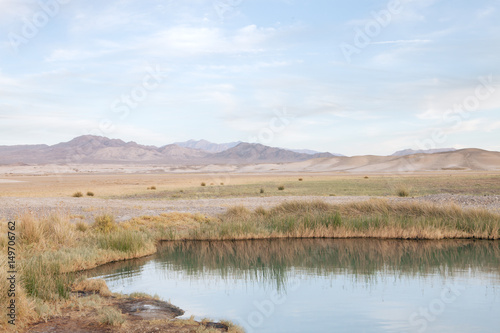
[{"left": 1, "top": 199, "right": 499, "bottom": 331}]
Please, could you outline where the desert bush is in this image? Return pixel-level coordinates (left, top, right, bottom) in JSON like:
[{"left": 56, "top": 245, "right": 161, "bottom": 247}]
[
  {"left": 76, "top": 221, "right": 88, "bottom": 232},
  {"left": 201, "top": 182, "right": 206, "bottom": 187},
  {"left": 93, "top": 214, "right": 116, "bottom": 233},
  {"left": 86, "top": 191, "right": 94, "bottom": 196},
  {"left": 278, "top": 185, "right": 285, "bottom": 191},
  {"left": 298, "top": 178, "right": 303, "bottom": 181},
  {"left": 396, "top": 187, "right": 410, "bottom": 197},
  {"left": 72, "top": 191, "right": 83, "bottom": 198},
  {"left": 260, "top": 188, "right": 265, "bottom": 194}
]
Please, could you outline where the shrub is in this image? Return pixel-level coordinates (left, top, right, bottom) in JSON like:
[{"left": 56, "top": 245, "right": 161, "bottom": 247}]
[
  {"left": 86, "top": 191, "right": 94, "bottom": 196},
  {"left": 298, "top": 178, "right": 303, "bottom": 181},
  {"left": 364, "top": 176, "right": 369, "bottom": 179},
  {"left": 93, "top": 214, "right": 116, "bottom": 233},
  {"left": 220, "top": 183, "right": 224, "bottom": 185},
  {"left": 98, "top": 306, "right": 125, "bottom": 326},
  {"left": 201, "top": 182, "right": 206, "bottom": 187},
  {"left": 396, "top": 187, "right": 410, "bottom": 197},
  {"left": 72, "top": 191, "right": 83, "bottom": 197},
  {"left": 278, "top": 185, "right": 285, "bottom": 191},
  {"left": 76, "top": 221, "right": 88, "bottom": 232},
  {"left": 260, "top": 188, "right": 265, "bottom": 194},
  {"left": 150, "top": 186, "right": 156, "bottom": 190}
]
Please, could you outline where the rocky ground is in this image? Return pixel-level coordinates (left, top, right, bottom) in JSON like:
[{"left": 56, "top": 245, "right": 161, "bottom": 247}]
[{"left": 1, "top": 194, "right": 499, "bottom": 223}]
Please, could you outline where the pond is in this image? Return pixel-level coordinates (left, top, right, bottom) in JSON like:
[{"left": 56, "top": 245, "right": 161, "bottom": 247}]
[{"left": 90, "top": 239, "right": 500, "bottom": 333}]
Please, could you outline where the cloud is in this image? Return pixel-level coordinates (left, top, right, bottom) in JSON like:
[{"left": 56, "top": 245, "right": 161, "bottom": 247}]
[{"left": 370, "top": 39, "right": 431, "bottom": 45}]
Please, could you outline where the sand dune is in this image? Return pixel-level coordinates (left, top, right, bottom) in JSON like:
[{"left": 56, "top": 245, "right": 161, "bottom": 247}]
[{"left": 236, "top": 149, "right": 500, "bottom": 173}]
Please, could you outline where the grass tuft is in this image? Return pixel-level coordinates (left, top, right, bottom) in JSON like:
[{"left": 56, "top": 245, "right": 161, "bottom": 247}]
[
  {"left": 93, "top": 214, "right": 117, "bottom": 233},
  {"left": 98, "top": 306, "right": 125, "bottom": 326},
  {"left": 72, "top": 191, "right": 83, "bottom": 198},
  {"left": 86, "top": 191, "right": 94, "bottom": 197}
]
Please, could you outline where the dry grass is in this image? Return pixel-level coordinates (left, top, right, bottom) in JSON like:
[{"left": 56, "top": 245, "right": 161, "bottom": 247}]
[
  {"left": 185, "top": 199, "right": 500, "bottom": 241},
  {"left": 71, "top": 278, "right": 112, "bottom": 297},
  {"left": 98, "top": 306, "right": 125, "bottom": 326},
  {"left": 93, "top": 214, "right": 117, "bottom": 233}
]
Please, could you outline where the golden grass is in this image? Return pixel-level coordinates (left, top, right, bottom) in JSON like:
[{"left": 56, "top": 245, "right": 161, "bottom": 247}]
[
  {"left": 185, "top": 199, "right": 500, "bottom": 241},
  {"left": 71, "top": 278, "right": 112, "bottom": 297}
]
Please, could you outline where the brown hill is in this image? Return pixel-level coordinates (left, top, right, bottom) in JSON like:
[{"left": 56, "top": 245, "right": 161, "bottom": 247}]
[
  {"left": 241, "top": 149, "right": 500, "bottom": 173},
  {"left": 0, "top": 135, "right": 331, "bottom": 165}
]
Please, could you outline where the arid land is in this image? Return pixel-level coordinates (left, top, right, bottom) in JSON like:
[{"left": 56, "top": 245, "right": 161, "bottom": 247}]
[{"left": 1, "top": 166, "right": 500, "bottom": 332}]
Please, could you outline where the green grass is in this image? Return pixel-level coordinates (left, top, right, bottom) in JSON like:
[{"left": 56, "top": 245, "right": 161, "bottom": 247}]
[
  {"left": 114, "top": 174, "right": 500, "bottom": 200},
  {"left": 186, "top": 199, "right": 500, "bottom": 240}
]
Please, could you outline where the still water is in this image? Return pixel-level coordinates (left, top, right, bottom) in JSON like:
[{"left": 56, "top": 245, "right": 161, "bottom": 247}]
[{"left": 91, "top": 239, "right": 500, "bottom": 333}]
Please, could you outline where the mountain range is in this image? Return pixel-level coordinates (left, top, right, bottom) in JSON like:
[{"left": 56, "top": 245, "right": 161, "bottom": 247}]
[
  {"left": 0, "top": 136, "right": 334, "bottom": 165},
  {"left": 0, "top": 136, "right": 488, "bottom": 170},
  {"left": 0, "top": 136, "right": 498, "bottom": 172}
]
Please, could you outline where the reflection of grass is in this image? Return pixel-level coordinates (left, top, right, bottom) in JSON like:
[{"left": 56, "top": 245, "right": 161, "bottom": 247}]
[{"left": 93, "top": 239, "right": 500, "bottom": 294}]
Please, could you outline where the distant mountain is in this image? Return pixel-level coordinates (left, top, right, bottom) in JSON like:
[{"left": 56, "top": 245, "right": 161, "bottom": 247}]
[
  {"left": 0, "top": 136, "right": 331, "bottom": 165},
  {"left": 288, "top": 148, "right": 344, "bottom": 156},
  {"left": 392, "top": 148, "right": 457, "bottom": 157},
  {"left": 174, "top": 139, "right": 241, "bottom": 153},
  {"left": 208, "top": 142, "right": 334, "bottom": 164}
]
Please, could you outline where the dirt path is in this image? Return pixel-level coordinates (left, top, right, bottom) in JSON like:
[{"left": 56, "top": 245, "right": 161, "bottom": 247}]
[{"left": 1, "top": 194, "right": 499, "bottom": 223}]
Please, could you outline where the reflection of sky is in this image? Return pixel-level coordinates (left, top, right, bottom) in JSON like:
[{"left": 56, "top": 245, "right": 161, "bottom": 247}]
[{"left": 97, "top": 260, "right": 500, "bottom": 333}]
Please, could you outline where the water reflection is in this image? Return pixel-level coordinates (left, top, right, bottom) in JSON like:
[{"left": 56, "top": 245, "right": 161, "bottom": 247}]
[{"left": 91, "top": 239, "right": 500, "bottom": 333}]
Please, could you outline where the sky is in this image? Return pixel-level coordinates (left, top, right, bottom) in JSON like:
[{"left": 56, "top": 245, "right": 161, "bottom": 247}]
[{"left": 0, "top": 0, "right": 499, "bottom": 156}]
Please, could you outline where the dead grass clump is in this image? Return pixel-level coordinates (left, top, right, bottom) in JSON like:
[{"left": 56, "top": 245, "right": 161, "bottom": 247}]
[
  {"left": 93, "top": 214, "right": 117, "bottom": 233},
  {"left": 224, "top": 206, "right": 251, "bottom": 219},
  {"left": 72, "top": 278, "right": 112, "bottom": 297},
  {"left": 18, "top": 212, "right": 43, "bottom": 245},
  {"left": 76, "top": 221, "right": 88, "bottom": 232},
  {"left": 396, "top": 186, "right": 410, "bottom": 197},
  {"left": 254, "top": 206, "right": 267, "bottom": 216},
  {"left": 98, "top": 306, "right": 125, "bottom": 326}
]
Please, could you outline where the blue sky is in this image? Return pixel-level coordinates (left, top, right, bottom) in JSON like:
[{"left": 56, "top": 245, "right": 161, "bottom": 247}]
[{"left": 0, "top": 0, "right": 499, "bottom": 155}]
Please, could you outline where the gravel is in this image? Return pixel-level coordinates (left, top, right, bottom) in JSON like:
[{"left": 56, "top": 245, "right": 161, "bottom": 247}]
[{"left": 1, "top": 194, "right": 499, "bottom": 223}]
